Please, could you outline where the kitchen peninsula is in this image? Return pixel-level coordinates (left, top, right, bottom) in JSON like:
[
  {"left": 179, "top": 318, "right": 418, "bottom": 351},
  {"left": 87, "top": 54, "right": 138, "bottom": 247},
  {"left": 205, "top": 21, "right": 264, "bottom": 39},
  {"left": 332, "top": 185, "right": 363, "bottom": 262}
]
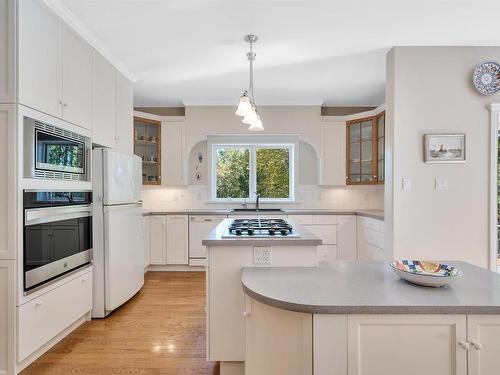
[
  {"left": 203, "top": 218, "right": 322, "bottom": 375},
  {"left": 242, "top": 261, "right": 500, "bottom": 375}
]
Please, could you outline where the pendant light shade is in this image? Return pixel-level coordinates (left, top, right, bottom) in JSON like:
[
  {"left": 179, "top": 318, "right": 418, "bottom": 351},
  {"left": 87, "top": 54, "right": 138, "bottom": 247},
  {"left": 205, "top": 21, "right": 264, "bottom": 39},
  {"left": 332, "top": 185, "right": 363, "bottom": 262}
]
[
  {"left": 248, "top": 114, "right": 264, "bottom": 131},
  {"left": 235, "top": 34, "right": 264, "bottom": 131},
  {"left": 235, "top": 92, "right": 252, "bottom": 116}
]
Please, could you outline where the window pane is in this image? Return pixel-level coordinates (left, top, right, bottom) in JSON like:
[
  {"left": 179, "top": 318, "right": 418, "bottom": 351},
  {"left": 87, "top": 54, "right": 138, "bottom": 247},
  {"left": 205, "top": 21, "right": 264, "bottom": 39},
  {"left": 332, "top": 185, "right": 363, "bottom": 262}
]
[
  {"left": 361, "top": 121, "right": 372, "bottom": 141},
  {"left": 350, "top": 123, "right": 360, "bottom": 142},
  {"left": 256, "top": 148, "right": 290, "bottom": 199},
  {"left": 216, "top": 148, "right": 250, "bottom": 198}
]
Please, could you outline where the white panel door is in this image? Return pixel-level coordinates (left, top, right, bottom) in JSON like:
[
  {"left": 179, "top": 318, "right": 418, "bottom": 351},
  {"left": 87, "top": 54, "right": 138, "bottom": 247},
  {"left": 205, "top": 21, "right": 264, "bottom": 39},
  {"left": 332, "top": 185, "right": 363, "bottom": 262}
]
[
  {"left": 467, "top": 315, "right": 500, "bottom": 375},
  {"left": 337, "top": 215, "right": 357, "bottom": 260},
  {"left": 143, "top": 216, "right": 151, "bottom": 268},
  {"left": 166, "top": 215, "right": 188, "bottom": 264},
  {"left": 348, "top": 315, "right": 467, "bottom": 375},
  {"left": 103, "top": 149, "right": 142, "bottom": 205},
  {"left": 319, "top": 122, "right": 346, "bottom": 186},
  {"left": 104, "top": 204, "right": 144, "bottom": 311},
  {"left": 162, "top": 122, "right": 186, "bottom": 185},
  {"left": 245, "top": 296, "right": 312, "bottom": 375},
  {"left": 150, "top": 216, "right": 167, "bottom": 265},
  {"left": 0, "top": 260, "right": 14, "bottom": 375},
  {"left": 115, "top": 71, "right": 133, "bottom": 153},
  {"left": 18, "top": 0, "right": 62, "bottom": 118},
  {"left": 0, "top": 0, "right": 15, "bottom": 103},
  {"left": 61, "top": 25, "right": 92, "bottom": 129},
  {"left": 92, "top": 51, "right": 116, "bottom": 147}
]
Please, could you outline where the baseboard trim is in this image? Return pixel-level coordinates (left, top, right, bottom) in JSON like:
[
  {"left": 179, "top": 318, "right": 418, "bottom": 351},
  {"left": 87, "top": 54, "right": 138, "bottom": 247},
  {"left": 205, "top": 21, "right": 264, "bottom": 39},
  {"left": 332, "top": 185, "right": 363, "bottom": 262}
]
[{"left": 146, "top": 265, "right": 204, "bottom": 272}]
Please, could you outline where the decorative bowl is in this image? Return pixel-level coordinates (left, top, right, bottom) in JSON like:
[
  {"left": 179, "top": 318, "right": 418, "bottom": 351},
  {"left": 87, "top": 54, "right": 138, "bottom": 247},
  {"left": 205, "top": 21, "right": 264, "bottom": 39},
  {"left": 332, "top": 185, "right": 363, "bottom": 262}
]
[{"left": 389, "top": 260, "right": 463, "bottom": 287}]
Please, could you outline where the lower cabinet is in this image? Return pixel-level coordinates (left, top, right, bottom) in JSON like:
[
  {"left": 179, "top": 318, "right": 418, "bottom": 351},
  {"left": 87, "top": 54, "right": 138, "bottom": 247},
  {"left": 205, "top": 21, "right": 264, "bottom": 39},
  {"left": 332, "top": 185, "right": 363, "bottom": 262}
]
[
  {"left": 149, "top": 215, "right": 188, "bottom": 266},
  {"left": 143, "top": 216, "right": 151, "bottom": 268},
  {"left": 18, "top": 268, "right": 92, "bottom": 363},
  {"left": 467, "top": 315, "right": 500, "bottom": 375},
  {"left": 245, "top": 296, "right": 312, "bottom": 375},
  {"left": 0, "top": 260, "right": 14, "bottom": 375},
  {"left": 357, "top": 216, "right": 386, "bottom": 260}
]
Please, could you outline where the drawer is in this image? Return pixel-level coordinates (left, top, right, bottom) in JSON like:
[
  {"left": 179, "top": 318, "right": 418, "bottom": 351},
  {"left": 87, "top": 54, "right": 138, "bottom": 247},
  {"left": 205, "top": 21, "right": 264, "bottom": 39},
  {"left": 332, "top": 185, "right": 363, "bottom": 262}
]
[
  {"left": 289, "top": 215, "right": 313, "bottom": 225},
  {"left": 312, "top": 215, "right": 338, "bottom": 225},
  {"left": 364, "top": 228, "right": 385, "bottom": 249},
  {"left": 304, "top": 225, "right": 337, "bottom": 245},
  {"left": 359, "top": 241, "right": 385, "bottom": 261},
  {"left": 317, "top": 244, "right": 338, "bottom": 266},
  {"left": 18, "top": 270, "right": 93, "bottom": 361},
  {"left": 359, "top": 216, "right": 385, "bottom": 233}
]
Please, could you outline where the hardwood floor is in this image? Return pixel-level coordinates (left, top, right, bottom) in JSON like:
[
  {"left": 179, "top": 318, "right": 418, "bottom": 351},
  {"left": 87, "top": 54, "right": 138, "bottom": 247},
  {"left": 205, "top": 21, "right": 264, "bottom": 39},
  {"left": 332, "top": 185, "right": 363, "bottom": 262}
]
[{"left": 21, "top": 272, "right": 220, "bottom": 375}]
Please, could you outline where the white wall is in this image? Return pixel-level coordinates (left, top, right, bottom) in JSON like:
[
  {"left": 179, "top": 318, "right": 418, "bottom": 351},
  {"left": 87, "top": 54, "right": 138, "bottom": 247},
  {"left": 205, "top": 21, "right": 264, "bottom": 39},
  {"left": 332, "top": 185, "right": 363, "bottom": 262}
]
[
  {"left": 385, "top": 46, "right": 500, "bottom": 268},
  {"left": 142, "top": 105, "right": 384, "bottom": 210}
]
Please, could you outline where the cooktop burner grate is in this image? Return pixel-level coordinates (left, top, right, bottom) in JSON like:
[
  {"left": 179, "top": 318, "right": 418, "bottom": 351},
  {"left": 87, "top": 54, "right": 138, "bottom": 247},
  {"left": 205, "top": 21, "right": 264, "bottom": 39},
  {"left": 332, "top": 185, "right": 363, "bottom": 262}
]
[{"left": 222, "top": 218, "right": 300, "bottom": 238}]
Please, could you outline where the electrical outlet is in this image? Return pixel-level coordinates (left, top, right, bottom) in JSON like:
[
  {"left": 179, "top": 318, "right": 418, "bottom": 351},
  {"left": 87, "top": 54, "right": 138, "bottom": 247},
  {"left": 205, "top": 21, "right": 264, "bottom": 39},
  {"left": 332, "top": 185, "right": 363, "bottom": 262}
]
[{"left": 254, "top": 247, "right": 272, "bottom": 265}]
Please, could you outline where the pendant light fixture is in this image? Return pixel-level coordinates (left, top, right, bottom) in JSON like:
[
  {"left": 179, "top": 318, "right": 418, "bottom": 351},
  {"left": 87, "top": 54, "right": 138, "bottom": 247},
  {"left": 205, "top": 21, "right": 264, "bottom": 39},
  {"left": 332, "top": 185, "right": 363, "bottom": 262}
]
[{"left": 235, "top": 34, "right": 264, "bottom": 131}]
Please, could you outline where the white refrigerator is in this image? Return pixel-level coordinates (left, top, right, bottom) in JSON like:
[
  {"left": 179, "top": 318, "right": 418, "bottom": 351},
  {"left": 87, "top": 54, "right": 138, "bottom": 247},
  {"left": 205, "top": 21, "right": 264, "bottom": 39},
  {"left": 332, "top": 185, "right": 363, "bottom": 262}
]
[{"left": 92, "top": 148, "right": 144, "bottom": 318}]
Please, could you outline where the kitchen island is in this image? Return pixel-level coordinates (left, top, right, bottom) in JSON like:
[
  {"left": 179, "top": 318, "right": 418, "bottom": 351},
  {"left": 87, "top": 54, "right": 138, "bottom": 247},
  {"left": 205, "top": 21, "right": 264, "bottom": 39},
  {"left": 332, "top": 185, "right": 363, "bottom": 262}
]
[
  {"left": 242, "top": 261, "right": 500, "bottom": 375},
  {"left": 203, "top": 218, "right": 322, "bottom": 375}
]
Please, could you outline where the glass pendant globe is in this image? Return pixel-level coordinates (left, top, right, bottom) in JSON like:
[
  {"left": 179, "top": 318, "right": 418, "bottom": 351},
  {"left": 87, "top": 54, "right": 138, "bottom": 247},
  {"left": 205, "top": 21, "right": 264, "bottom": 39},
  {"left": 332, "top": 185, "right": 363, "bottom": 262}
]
[
  {"left": 235, "top": 94, "right": 252, "bottom": 116},
  {"left": 248, "top": 115, "right": 264, "bottom": 131},
  {"left": 242, "top": 108, "right": 258, "bottom": 125}
]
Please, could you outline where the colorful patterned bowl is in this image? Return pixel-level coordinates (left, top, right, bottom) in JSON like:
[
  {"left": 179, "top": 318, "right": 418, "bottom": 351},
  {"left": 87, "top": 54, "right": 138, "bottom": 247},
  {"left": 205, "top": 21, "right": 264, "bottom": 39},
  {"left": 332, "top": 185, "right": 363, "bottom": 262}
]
[{"left": 389, "top": 260, "right": 463, "bottom": 287}]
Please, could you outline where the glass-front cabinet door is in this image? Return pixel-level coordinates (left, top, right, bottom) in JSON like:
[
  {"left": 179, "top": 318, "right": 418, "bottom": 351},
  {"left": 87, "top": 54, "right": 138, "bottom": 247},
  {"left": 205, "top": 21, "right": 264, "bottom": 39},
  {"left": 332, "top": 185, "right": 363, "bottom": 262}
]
[
  {"left": 346, "top": 112, "right": 385, "bottom": 185},
  {"left": 134, "top": 117, "right": 161, "bottom": 185}
]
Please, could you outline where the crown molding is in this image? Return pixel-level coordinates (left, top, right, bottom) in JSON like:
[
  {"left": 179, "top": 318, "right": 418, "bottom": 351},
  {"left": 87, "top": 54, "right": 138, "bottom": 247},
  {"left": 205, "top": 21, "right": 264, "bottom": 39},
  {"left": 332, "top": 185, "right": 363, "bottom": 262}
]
[
  {"left": 181, "top": 99, "right": 324, "bottom": 106},
  {"left": 320, "top": 103, "right": 386, "bottom": 122},
  {"left": 41, "top": 0, "right": 138, "bottom": 82}
]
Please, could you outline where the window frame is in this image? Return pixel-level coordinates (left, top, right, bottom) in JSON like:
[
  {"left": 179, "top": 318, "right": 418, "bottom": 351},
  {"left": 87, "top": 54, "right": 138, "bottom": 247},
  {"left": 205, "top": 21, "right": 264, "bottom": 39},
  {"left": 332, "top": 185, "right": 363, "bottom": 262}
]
[{"left": 211, "top": 143, "right": 295, "bottom": 203}]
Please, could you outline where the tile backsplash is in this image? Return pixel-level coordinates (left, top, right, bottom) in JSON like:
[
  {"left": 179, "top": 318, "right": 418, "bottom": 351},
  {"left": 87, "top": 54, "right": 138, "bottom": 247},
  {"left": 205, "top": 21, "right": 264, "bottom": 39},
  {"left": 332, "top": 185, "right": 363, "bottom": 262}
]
[{"left": 142, "top": 185, "right": 384, "bottom": 210}]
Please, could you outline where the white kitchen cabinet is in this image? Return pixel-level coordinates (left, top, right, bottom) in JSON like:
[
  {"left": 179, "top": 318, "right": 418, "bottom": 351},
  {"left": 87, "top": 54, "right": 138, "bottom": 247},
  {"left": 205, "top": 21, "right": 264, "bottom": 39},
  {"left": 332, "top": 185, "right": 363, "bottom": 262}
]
[
  {"left": 18, "top": 268, "right": 92, "bottom": 362},
  {"left": 143, "top": 216, "right": 151, "bottom": 268},
  {"left": 166, "top": 215, "right": 188, "bottom": 264},
  {"left": 115, "top": 71, "right": 134, "bottom": 153},
  {"left": 467, "top": 315, "right": 500, "bottom": 375},
  {"left": 357, "top": 216, "right": 386, "bottom": 261},
  {"left": 149, "top": 215, "right": 167, "bottom": 265},
  {"left": 313, "top": 315, "right": 347, "bottom": 375},
  {"left": 18, "top": 0, "right": 62, "bottom": 118},
  {"left": 319, "top": 122, "right": 346, "bottom": 186},
  {"left": 0, "top": 260, "right": 14, "bottom": 375},
  {"left": 245, "top": 296, "right": 312, "bottom": 375},
  {"left": 162, "top": 122, "right": 186, "bottom": 185},
  {"left": 207, "top": 244, "right": 317, "bottom": 362},
  {"left": 0, "top": 0, "right": 15, "bottom": 103},
  {"left": 61, "top": 25, "right": 92, "bottom": 129},
  {"left": 92, "top": 51, "right": 116, "bottom": 148},
  {"left": 337, "top": 215, "right": 357, "bottom": 260},
  {"left": 316, "top": 245, "right": 338, "bottom": 266},
  {"left": 347, "top": 314, "right": 467, "bottom": 375}
]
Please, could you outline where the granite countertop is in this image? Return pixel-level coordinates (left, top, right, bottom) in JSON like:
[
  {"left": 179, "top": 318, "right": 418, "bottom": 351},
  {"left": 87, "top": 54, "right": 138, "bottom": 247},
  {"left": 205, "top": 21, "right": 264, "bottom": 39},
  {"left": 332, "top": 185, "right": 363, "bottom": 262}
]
[
  {"left": 201, "top": 219, "right": 323, "bottom": 247},
  {"left": 143, "top": 208, "right": 384, "bottom": 220},
  {"left": 241, "top": 261, "right": 500, "bottom": 314}
]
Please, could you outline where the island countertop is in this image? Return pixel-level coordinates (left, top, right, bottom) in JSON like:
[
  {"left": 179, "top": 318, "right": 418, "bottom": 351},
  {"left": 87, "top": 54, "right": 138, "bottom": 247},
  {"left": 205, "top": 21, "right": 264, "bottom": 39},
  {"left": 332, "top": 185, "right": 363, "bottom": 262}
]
[
  {"left": 241, "top": 261, "right": 500, "bottom": 314},
  {"left": 202, "top": 218, "right": 323, "bottom": 247}
]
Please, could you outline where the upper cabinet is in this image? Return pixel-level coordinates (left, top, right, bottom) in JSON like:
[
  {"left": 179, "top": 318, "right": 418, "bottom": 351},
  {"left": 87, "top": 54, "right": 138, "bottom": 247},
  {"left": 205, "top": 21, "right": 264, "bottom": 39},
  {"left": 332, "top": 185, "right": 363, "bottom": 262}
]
[
  {"left": 18, "top": 0, "right": 62, "bottom": 119},
  {"left": 61, "top": 25, "right": 92, "bottom": 129},
  {"left": 116, "top": 71, "right": 134, "bottom": 153},
  {"left": 0, "top": 0, "right": 16, "bottom": 103},
  {"left": 134, "top": 117, "right": 161, "bottom": 185},
  {"left": 346, "top": 112, "right": 385, "bottom": 185},
  {"left": 319, "top": 122, "right": 346, "bottom": 186},
  {"left": 16, "top": 0, "right": 133, "bottom": 146},
  {"left": 162, "top": 122, "right": 187, "bottom": 186},
  {"left": 92, "top": 52, "right": 117, "bottom": 147}
]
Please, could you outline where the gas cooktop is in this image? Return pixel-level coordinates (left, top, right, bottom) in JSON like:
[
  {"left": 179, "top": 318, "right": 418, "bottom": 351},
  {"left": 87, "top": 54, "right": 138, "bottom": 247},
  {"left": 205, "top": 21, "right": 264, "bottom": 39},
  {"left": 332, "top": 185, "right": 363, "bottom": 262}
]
[{"left": 222, "top": 218, "right": 300, "bottom": 238}]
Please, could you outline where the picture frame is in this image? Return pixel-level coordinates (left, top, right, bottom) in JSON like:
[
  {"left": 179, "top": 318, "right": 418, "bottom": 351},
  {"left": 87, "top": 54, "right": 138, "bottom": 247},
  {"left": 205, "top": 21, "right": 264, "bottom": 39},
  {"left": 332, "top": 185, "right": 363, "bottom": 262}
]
[{"left": 423, "top": 134, "right": 466, "bottom": 163}]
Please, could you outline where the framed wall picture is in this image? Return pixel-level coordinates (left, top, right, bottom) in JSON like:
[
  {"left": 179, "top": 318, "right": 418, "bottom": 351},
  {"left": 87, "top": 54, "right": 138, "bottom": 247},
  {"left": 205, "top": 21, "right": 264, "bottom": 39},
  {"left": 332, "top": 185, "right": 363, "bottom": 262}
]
[{"left": 424, "top": 134, "right": 466, "bottom": 163}]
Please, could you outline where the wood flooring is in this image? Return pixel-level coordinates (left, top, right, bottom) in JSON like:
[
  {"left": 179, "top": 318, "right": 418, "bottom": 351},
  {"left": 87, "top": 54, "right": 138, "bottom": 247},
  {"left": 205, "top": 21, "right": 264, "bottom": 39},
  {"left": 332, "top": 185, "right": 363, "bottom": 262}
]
[{"left": 21, "top": 272, "right": 220, "bottom": 375}]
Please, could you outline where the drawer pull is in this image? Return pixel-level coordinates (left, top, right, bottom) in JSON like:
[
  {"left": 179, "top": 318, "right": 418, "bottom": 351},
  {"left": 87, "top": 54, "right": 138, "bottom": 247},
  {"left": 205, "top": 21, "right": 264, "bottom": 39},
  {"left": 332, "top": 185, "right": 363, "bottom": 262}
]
[
  {"left": 34, "top": 300, "right": 43, "bottom": 307},
  {"left": 458, "top": 340, "right": 470, "bottom": 350},
  {"left": 243, "top": 311, "right": 250, "bottom": 317},
  {"left": 470, "top": 341, "right": 482, "bottom": 350},
  {"left": 81, "top": 277, "right": 87, "bottom": 283}
]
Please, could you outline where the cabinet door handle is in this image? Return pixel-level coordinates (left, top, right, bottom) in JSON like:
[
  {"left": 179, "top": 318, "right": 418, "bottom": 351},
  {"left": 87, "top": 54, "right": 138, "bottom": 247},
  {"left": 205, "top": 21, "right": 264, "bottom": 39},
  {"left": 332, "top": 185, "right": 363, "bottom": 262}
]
[
  {"left": 470, "top": 341, "right": 482, "bottom": 350},
  {"left": 63, "top": 102, "right": 68, "bottom": 107},
  {"left": 34, "top": 300, "right": 43, "bottom": 307},
  {"left": 458, "top": 340, "right": 470, "bottom": 350},
  {"left": 242, "top": 311, "right": 250, "bottom": 317},
  {"left": 81, "top": 277, "right": 87, "bottom": 283}
]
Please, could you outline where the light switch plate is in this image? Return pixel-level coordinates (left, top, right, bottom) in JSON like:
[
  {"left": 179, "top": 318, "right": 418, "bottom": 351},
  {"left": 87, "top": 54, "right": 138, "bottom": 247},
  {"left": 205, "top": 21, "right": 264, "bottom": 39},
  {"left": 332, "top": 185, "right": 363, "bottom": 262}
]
[
  {"left": 402, "top": 178, "right": 411, "bottom": 191},
  {"left": 435, "top": 177, "right": 449, "bottom": 190},
  {"left": 254, "top": 247, "right": 272, "bottom": 265}
]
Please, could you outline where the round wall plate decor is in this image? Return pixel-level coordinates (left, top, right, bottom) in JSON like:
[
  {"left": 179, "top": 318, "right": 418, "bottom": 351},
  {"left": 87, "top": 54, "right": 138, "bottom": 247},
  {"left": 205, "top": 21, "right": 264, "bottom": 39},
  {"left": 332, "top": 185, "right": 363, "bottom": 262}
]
[{"left": 473, "top": 61, "right": 500, "bottom": 95}]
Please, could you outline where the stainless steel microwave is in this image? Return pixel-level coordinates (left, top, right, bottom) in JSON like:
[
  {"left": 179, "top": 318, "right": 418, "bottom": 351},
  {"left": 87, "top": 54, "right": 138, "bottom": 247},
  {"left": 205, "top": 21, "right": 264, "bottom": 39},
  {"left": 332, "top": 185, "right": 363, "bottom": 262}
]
[{"left": 24, "top": 117, "right": 91, "bottom": 181}]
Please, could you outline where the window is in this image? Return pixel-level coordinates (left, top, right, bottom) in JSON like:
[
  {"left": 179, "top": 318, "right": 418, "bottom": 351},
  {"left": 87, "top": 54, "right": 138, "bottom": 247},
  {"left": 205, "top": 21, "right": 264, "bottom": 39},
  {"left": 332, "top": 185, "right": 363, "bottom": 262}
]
[{"left": 213, "top": 144, "right": 294, "bottom": 201}]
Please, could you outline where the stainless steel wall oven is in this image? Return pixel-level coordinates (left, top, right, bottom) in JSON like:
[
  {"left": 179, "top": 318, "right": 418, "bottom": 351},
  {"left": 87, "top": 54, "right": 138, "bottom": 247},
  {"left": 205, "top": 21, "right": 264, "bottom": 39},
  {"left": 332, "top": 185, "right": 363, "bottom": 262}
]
[{"left": 23, "top": 191, "right": 93, "bottom": 292}]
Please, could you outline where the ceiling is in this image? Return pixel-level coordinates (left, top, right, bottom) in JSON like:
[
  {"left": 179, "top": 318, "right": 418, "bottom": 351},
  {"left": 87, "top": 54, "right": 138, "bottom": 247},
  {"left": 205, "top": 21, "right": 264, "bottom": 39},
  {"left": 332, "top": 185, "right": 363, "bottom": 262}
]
[{"left": 61, "top": 0, "right": 500, "bottom": 107}]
